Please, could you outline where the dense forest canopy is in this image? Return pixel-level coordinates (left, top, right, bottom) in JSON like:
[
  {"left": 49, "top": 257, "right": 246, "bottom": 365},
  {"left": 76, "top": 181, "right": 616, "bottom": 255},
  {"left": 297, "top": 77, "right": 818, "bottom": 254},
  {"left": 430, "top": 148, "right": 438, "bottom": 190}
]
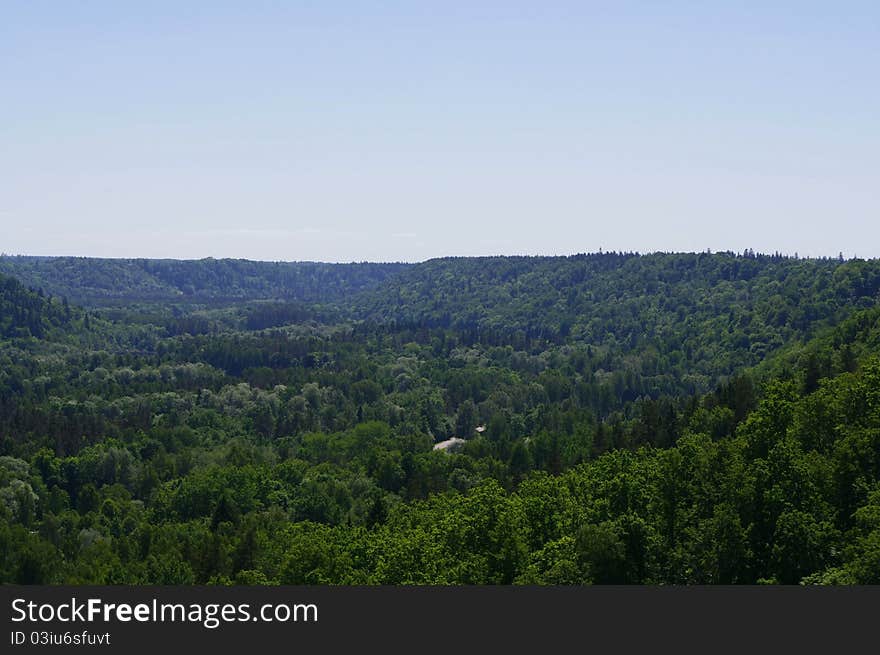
[
  {"left": 1, "top": 251, "right": 880, "bottom": 584},
  {"left": 0, "top": 273, "right": 77, "bottom": 340},
  {"left": 0, "top": 256, "right": 409, "bottom": 305}
]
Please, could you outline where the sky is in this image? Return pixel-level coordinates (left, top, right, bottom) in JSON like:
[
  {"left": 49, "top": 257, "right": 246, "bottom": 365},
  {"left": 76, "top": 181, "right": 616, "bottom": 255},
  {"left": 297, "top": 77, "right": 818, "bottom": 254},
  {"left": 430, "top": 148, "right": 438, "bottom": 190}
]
[{"left": 1, "top": 1, "right": 878, "bottom": 262}]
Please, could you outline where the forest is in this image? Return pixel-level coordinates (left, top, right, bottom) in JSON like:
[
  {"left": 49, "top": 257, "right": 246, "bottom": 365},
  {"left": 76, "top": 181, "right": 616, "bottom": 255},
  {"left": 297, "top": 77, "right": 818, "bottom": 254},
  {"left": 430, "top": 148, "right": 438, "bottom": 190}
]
[{"left": 1, "top": 251, "right": 879, "bottom": 584}]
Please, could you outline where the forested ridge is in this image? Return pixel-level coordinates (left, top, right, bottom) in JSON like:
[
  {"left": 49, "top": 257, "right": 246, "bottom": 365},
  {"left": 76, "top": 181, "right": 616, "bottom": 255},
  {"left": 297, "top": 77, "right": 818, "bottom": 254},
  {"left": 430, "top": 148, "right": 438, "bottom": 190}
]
[
  {"left": 0, "top": 273, "right": 78, "bottom": 340},
  {"left": 0, "top": 256, "right": 409, "bottom": 305},
  {"left": 1, "top": 252, "right": 880, "bottom": 584}
]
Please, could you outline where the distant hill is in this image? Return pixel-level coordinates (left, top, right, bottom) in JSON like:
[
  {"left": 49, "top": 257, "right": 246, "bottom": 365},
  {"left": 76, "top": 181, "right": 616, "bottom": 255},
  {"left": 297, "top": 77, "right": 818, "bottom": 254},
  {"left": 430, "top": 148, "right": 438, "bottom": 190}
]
[
  {"left": 354, "top": 251, "right": 880, "bottom": 383},
  {"left": 0, "top": 256, "right": 411, "bottom": 306},
  {"left": 358, "top": 252, "right": 880, "bottom": 334},
  {"left": 3, "top": 252, "right": 880, "bottom": 389}
]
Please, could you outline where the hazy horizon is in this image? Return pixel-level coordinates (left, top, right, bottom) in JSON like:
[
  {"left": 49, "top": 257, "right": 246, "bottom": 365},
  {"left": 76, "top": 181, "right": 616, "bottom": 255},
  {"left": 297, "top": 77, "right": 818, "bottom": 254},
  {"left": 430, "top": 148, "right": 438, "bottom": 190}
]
[{"left": 0, "top": 248, "right": 869, "bottom": 266}]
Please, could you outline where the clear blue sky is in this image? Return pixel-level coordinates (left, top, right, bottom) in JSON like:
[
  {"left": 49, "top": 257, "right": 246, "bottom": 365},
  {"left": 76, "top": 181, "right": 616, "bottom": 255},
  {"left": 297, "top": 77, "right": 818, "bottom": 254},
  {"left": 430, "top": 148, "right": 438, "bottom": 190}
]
[{"left": 2, "top": 1, "right": 878, "bottom": 262}]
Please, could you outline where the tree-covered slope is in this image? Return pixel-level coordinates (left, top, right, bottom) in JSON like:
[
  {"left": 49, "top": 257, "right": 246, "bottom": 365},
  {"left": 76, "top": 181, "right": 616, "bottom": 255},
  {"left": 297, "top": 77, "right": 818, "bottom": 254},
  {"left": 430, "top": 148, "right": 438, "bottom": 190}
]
[
  {"left": 357, "top": 252, "right": 880, "bottom": 383},
  {"left": 0, "top": 272, "right": 75, "bottom": 339},
  {"left": 5, "top": 251, "right": 880, "bottom": 398},
  {"left": 360, "top": 252, "right": 880, "bottom": 338},
  {"left": 0, "top": 256, "right": 410, "bottom": 305}
]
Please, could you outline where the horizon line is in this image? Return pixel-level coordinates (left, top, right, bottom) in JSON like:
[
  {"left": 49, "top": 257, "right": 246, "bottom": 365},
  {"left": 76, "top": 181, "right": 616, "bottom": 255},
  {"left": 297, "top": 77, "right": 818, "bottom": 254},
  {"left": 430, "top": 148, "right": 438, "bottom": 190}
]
[{"left": 0, "top": 249, "right": 870, "bottom": 265}]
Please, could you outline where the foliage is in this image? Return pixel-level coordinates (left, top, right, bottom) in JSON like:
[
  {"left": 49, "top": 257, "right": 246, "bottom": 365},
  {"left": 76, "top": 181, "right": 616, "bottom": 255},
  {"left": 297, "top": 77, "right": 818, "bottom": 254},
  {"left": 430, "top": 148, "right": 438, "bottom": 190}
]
[{"left": 1, "top": 252, "right": 880, "bottom": 584}]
